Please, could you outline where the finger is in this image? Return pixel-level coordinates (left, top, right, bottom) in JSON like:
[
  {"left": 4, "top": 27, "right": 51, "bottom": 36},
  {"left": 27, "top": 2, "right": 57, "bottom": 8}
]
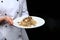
[
  {"left": 8, "top": 19, "right": 13, "bottom": 25},
  {"left": 9, "top": 17, "right": 13, "bottom": 25},
  {"left": 5, "top": 16, "right": 13, "bottom": 25},
  {"left": 9, "top": 17, "right": 13, "bottom": 21}
]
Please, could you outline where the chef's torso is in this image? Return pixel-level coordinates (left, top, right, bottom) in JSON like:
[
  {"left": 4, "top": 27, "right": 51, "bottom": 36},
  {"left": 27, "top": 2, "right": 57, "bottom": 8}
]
[{"left": 0, "top": 0, "right": 23, "bottom": 40}]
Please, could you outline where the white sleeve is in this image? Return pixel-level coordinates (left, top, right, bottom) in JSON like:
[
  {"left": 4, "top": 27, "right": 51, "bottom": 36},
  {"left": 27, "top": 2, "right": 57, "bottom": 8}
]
[
  {"left": 21, "top": 0, "right": 29, "bottom": 17},
  {"left": 21, "top": 28, "right": 29, "bottom": 40}
]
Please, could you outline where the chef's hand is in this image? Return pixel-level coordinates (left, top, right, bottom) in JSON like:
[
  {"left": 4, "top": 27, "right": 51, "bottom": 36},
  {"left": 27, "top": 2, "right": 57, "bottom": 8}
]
[{"left": 4, "top": 16, "right": 13, "bottom": 25}]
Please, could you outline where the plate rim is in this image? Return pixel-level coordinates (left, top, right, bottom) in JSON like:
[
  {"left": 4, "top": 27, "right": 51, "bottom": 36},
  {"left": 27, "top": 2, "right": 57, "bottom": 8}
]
[{"left": 13, "top": 16, "right": 45, "bottom": 29}]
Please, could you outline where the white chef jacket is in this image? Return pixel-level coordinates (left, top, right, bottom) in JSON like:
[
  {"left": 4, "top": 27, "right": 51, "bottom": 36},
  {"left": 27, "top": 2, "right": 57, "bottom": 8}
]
[{"left": 0, "top": 0, "right": 29, "bottom": 40}]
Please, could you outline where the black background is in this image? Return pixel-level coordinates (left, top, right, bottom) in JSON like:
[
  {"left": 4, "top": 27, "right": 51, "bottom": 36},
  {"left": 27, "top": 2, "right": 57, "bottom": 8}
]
[{"left": 25, "top": 0, "right": 60, "bottom": 40}]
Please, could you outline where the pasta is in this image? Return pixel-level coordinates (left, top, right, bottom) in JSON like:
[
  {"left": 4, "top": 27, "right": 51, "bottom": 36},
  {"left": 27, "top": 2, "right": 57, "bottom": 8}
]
[{"left": 18, "top": 16, "right": 37, "bottom": 27}]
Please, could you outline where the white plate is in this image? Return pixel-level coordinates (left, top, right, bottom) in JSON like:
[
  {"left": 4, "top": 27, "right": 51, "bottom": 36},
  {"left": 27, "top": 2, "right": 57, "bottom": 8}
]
[{"left": 13, "top": 16, "right": 45, "bottom": 29}]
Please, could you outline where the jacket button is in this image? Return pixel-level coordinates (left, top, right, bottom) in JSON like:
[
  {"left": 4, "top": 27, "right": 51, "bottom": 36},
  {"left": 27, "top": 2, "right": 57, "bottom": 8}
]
[
  {"left": 18, "top": 35, "right": 22, "bottom": 38},
  {"left": 5, "top": 13, "right": 7, "bottom": 15},
  {"left": 5, "top": 38, "right": 7, "bottom": 40},
  {"left": 17, "top": 0, "right": 19, "bottom": 1},
  {"left": 1, "top": 1, "right": 3, "bottom": 3},
  {"left": 17, "top": 12, "right": 19, "bottom": 14},
  {"left": 5, "top": 25, "right": 7, "bottom": 27},
  {"left": 2, "top": 38, "right": 7, "bottom": 40}
]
